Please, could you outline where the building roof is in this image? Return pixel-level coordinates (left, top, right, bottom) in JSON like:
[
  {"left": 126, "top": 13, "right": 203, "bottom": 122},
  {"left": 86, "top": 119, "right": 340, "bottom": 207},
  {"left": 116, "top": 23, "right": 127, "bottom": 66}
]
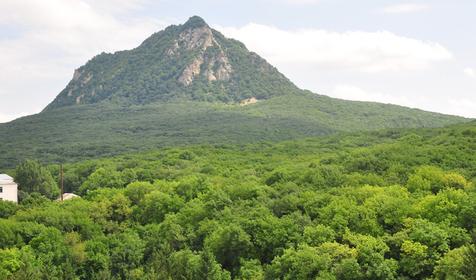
[
  {"left": 57, "top": 193, "right": 81, "bottom": 201},
  {"left": 0, "top": 174, "right": 14, "bottom": 183}
]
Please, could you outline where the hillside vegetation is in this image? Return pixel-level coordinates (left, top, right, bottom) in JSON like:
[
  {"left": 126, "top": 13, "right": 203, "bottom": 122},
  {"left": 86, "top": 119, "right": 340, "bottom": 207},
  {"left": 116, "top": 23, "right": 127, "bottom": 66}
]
[
  {"left": 1, "top": 121, "right": 475, "bottom": 279},
  {"left": 0, "top": 93, "right": 466, "bottom": 169},
  {"left": 0, "top": 16, "right": 467, "bottom": 169}
]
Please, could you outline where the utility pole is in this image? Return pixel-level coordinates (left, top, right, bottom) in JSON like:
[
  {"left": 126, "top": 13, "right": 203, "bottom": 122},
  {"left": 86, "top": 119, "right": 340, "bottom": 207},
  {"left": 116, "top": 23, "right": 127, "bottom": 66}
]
[{"left": 60, "top": 164, "right": 64, "bottom": 202}]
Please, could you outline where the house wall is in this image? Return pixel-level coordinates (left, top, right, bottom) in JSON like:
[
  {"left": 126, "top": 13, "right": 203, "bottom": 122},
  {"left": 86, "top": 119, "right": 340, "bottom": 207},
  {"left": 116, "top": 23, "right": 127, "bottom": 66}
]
[{"left": 0, "top": 183, "right": 18, "bottom": 203}]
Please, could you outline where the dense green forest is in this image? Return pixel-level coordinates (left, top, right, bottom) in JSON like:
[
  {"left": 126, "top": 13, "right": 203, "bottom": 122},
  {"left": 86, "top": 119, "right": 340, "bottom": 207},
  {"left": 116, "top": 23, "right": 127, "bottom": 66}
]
[
  {"left": 1, "top": 121, "right": 475, "bottom": 279},
  {"left": 0, "top": 94, "right": 465, "bottom": 169}
]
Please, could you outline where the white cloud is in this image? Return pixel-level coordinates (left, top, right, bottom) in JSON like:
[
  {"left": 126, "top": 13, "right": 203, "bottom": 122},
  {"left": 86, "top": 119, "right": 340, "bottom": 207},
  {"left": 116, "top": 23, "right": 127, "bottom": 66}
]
[
  {"left": 382, "top": 3, "right": 429, "bottom": 14},
  {"left": 0, "top": 112, "right": 31, "bottom": 123},
  {"left": 284, "top": 0, "right": 320, "bottom": 5},
  {"left": 464, "top": 67, "right": 476, "bottom": 78},
  {"left": 331, "top": 85, "right": 416, "bottom": 107},
  {"left": 446, "top": 98, "right": 476, "bottom": 118},
  {"left": 219, "top": 23, "right": 453, "bottom": 73},
  {"left": 0, "top": 0, "right": 167, "bottom": 119},
  {"left": 330, "top": 85, "right": 476, "bottom": 118},
  {"left": 0, "top": 0, "right": 166, "bottom": 58}
]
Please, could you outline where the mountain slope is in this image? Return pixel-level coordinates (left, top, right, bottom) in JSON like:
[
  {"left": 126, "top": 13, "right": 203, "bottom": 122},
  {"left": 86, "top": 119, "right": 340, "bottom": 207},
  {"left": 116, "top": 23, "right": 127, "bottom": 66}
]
[
  {"left": 0, "top": 94, "right": 465, "bottom": 169},
  {"left": 0, "top": 16, "right": 468, "bottom": 169}
]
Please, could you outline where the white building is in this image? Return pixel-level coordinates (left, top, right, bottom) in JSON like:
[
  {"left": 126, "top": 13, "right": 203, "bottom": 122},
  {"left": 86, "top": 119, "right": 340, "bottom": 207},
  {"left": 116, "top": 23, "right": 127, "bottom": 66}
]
[{"left": 0, "top": 174, "right": 18, "bottom": 203}]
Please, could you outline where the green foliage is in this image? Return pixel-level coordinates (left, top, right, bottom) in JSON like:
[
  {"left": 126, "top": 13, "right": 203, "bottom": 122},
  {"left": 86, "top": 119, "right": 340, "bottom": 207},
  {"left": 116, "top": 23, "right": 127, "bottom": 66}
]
[
  {"left": 303, "top": 224, "right": 336, "bottom": 246},
  {"left": 79, "top": 167, "right": 125, "bottom": 195},
  {"left": 434, "top": 247, "right": 467, "bottom": 280},
  {"left": 0, "top": 95, "right": 465, "bottom": 170},
  {"left": 83, "top": 239, "right": 110, "bottom": 279},
  {"left": 108, "top": 230, "right": 145, "bottom": 279},
  {"left": 0, "top": 248, "right": 22, "bottom": 280},
  {"left": 237, "top": 259, "right": 264, "bottom": 280},
  {"left": 407, "top": 166, "right": 471, "bottom": 194},
  {"left": 124, "top": 181, "right": 155, "bottom": 205},
  {"left": 266, "top": 243, "right": 360, "bottom": 279},
  {"left": 206, "top": 224, "right": 253, "bottom": 275},
  {"left": 400, "top": 240, "right": 430, "bottom": 277},
  {"left": 463, "top": 233, "right": 476, "bottom": 279},
  {"left": 167, "top": 249, "right": 231, "bottom": 280},
  {"left": 14, "top": 160, "right": 59, "bottom": 199},
  {"left": 136, "top": 191, "right": 184, "bottom": 224},
  {"left": 0, "top": 122, "right": 475, "bottom": 278},
  {"left": 0, "top": 200, "right": 18, "bottom": 219}
]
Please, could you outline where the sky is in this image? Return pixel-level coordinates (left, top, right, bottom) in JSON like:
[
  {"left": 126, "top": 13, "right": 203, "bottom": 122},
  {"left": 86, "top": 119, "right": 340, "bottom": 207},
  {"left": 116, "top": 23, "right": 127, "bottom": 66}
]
[{"left": 0, "top": 0, "right": 475, "bottom": 122}]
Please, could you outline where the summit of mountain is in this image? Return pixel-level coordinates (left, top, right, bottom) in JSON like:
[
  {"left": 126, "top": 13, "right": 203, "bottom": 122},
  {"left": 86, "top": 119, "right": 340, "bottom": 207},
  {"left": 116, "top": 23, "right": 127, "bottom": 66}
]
[{"left": 44, "top": 16, "right": 297, "bottom": 111}]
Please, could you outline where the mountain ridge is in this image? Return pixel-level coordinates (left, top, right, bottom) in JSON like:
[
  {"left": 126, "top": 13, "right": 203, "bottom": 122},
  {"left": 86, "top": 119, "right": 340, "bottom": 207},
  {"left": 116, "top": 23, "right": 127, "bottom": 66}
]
[{"left": 0, "top": 16, "right": 469, "bottom": 169}]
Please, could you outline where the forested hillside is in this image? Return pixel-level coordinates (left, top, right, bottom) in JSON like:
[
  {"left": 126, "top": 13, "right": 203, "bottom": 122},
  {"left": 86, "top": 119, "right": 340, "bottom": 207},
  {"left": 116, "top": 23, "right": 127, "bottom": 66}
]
[
  {"left": 0, "top": 94, "right": 466, "bottom": 169},
  {"left": 0, "top": 16, "right": 467, "bottom": 169},
  {"left": 1, "top": 121, "right": 475, "bottom": 279}
]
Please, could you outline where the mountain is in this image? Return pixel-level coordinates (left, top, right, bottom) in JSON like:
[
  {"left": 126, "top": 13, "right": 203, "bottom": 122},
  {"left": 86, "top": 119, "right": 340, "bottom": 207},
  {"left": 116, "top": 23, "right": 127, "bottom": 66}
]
[
  {"left": 0, "top": 16, "right": 468, "bottom": 169},
  {"left": 44, "top": 16, "right": 298, "bottom": 110}
]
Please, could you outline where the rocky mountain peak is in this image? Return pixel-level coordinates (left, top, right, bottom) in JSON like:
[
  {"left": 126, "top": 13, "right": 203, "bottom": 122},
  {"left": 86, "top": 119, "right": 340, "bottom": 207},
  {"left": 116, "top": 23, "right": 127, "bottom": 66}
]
[
  {"left": 167, "top": 17, "right": 215, "bottom": 54},
  {"left": 169, "top": 16, "right": 233, "bottom": 86},
  {"left": 44, "top": 16, "right": 298, "bottom": 111}
]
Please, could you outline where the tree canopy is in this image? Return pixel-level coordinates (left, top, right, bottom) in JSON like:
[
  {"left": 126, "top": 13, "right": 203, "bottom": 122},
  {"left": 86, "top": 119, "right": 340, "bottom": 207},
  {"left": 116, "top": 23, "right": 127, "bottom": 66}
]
[{"left": 0, "top": 122, "right": 475, "bottom": 279}]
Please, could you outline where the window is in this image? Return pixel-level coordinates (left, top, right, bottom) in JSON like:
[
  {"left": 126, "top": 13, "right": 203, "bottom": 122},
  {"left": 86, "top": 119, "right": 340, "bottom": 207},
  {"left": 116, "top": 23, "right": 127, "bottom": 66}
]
[{"left": 0, "top": 186, "right": 2, "bottom": 193}]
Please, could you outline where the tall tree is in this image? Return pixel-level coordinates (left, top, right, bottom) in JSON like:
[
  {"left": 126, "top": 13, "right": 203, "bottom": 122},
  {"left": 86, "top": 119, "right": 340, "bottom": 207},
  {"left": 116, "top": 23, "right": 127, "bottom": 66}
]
[{"left": 15, "top": 160, "right": 59, "bottom": 200}]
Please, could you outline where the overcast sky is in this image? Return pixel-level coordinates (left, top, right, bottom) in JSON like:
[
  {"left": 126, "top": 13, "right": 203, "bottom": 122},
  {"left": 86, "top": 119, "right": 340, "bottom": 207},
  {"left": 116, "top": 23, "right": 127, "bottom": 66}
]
[{"left": 0, "top": 0, "right": 475, "bottom": 122}]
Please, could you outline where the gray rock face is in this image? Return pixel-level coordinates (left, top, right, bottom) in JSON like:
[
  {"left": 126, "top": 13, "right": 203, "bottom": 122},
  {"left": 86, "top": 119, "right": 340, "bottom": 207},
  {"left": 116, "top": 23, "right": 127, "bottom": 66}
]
[{"left": 174, "top": 25, "right": 233, "bottom": 86}]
